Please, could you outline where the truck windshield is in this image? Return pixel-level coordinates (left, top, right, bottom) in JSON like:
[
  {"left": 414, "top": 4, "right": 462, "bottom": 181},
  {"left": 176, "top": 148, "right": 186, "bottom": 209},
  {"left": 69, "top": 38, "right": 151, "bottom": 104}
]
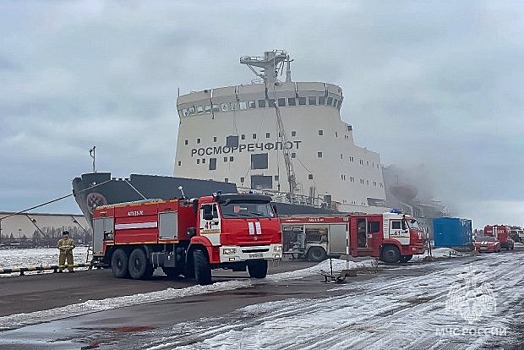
[{"left": 220, "top": 201, "right": 275, "bottom": 218}]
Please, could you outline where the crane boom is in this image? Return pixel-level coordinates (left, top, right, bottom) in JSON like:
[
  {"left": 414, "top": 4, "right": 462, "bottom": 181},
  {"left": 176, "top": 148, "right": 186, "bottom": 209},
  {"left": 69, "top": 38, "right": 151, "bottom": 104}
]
[{"left": 274, "top": 105, "right": 297, "bottom": 195}]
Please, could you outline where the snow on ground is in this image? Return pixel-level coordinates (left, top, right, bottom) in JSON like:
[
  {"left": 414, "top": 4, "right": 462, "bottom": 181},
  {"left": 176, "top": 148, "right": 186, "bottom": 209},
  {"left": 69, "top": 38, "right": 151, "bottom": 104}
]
[
  {"left": 1, "top": 248, "right": 522, "bottom": 349},
  {"left": 0, "top": 250, "right": 375, "bottom": 330},
  {"left": 136, "top": 253, "right": 524, "bottom": 350},
  {"left": 417, "top": 247, "right": 472, "bottom": 259},
  {"left": 0, "top": 247, "right": 90, "bottom": 276}
]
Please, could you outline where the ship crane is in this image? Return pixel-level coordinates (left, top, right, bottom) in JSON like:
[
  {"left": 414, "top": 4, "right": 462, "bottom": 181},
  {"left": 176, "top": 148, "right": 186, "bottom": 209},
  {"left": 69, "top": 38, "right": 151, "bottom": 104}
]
[
  {"left": 240, "top": 50, "right": 298, "bottom": 200},
  {"left": 274, "top": 105, "right": 298, "bottom": 198}
]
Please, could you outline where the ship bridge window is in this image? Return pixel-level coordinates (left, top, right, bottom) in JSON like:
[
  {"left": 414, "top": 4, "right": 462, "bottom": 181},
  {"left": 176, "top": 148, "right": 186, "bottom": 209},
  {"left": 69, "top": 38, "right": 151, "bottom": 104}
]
[
  {"left": 268, "top": 99, "right": 276, "bottom": 107},
  {"left": 239, "top": 101, "right": 247, "bottom": 110},
  {"left": 220, "top": 103, "right": 229, "bottom": 112},
  {"left": 319, "top": 96, "right": 326, "bottom": 105},
  {"left": 288, "top": 97, "right": 296, "bottom": 106},
  {"left": 209, "top": 158, "right": 217, "bottom": 170},
  {"left": 212, "top": 104, "right": 220, "bottom": 112},
  {"left": 251, "top": 153, "right": 268, "bottom": 170},
  {"left": 308, "top": 96, "right": 317, "bottom": 105},
  {"left": 230, "top": 102, "right": 238, "bottom": 110},
  {"left": 197, "top": 106, "right": 204, "bottom": 114},
  {"left": 181, "top": 109, "right": 189, "bottom": 117},
  {"left": 226, "top": 135, "right": 239, "bottom": 148},
  {"left": 249, "top": 100, "right": 256, "bottom": 108},
  {"left": 204, "top": 105, "right": 211, "bottom": 113},
  {"left": 327, "top": 97, "right": 333, "bottom": 105},
  {"left": 188, "top": 107, "right": 195, "bottom": 115},
  {"left": 278, "top": 98, "right": 286, "bottom": 107},
  {"left": 333, "top": 99, "right": 338, "bottom": 107},
  {"left": 298, "top": 97, "right": 307, "bottom": 105},
  {"left": 258, "top": 99, "right": 266, "bottom": 108}
]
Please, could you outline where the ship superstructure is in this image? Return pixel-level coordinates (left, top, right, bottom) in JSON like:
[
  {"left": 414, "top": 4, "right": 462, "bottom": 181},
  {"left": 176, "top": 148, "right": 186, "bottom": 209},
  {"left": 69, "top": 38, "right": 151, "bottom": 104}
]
[{"left": 174, "top": 50, "right": 386, "bottom": 211}]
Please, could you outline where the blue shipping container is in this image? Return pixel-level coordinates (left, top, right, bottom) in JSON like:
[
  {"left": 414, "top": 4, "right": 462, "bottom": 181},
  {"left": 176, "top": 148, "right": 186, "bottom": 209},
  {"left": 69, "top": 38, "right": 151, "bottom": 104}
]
[{"left": 433, "top": 217, "right": 473, "bottom": 248}]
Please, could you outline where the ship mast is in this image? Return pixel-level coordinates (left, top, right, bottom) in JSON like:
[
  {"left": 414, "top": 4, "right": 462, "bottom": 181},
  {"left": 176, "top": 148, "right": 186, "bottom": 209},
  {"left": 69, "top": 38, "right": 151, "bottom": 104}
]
[
  {"left": 240, "top": 50, "right": 298, "bottom": 198},
  {"left": 240, "top": 50, "right": 291, "bottom": 86}
]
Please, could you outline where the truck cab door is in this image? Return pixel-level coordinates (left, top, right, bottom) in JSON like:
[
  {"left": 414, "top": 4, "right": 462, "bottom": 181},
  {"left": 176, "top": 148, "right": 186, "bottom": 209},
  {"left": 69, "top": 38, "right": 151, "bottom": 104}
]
[
  {"left": 199, "top": 203, "right": 221, "bottom": 246},
  {"left": 390, "top": 219, "right": 410, "bottom": 245}
]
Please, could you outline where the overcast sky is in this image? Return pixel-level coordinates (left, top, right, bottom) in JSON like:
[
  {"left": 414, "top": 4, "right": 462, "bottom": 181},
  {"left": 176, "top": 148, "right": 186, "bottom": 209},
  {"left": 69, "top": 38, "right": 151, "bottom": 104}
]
[{"left": 1, "top": 1, "right": 522, "bottom": 228}]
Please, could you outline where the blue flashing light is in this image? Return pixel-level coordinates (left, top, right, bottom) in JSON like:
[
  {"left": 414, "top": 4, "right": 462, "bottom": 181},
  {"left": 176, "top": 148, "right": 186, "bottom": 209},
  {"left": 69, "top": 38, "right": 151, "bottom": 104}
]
[{"left": 390, "top": 208, "right": 402, "bottom": 214}]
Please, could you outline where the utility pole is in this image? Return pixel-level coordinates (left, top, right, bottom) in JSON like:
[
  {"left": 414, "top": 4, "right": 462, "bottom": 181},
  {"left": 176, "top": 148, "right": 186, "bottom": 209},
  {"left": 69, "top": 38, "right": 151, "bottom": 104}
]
[{"left": 89, "top": 146, "right": 96, "bottom": 173}]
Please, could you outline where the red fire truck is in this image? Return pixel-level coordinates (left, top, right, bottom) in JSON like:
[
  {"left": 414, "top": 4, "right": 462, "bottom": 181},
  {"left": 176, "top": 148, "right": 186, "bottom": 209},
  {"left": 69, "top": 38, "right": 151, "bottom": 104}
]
[
  {"left": 281, "top": 211, "right": 426, "bottom": 263},
  {"left": 91, "top": 193, "right": 282, "bottom": 285},
  {"left": 483, "top": 225, "right": 515, "bottom": 250}
]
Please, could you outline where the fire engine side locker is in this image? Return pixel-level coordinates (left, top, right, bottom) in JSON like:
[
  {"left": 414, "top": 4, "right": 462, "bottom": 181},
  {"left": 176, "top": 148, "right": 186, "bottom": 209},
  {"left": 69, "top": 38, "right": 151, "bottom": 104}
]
[
  {"left": 92, "top": 217, "right": 114, "bottom": 257},
  {"left": 327, "top": 224, "right": 348, "bottom": 255}
]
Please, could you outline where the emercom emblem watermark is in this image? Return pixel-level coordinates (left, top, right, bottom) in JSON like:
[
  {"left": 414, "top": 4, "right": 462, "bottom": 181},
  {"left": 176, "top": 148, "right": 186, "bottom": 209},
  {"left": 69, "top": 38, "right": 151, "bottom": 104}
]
[
  {"left": 446, "top": 266, "right": 496, "bottom": 323},
  {"left": 436, "top": 265, "right": 507, "bottom": 337}
]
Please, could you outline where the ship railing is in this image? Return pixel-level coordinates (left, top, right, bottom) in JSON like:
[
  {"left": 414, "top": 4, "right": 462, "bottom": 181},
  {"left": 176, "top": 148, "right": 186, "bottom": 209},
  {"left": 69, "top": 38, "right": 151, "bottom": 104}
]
[{"left": 237, "top": 187, "right": 327, "bottom": 208}]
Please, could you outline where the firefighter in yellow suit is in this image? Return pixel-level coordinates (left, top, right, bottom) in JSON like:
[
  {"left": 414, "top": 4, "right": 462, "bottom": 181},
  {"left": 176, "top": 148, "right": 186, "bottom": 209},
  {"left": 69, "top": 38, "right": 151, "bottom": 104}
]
[{"left": 57, "top": 231, "right": 75, "bottom": 272}]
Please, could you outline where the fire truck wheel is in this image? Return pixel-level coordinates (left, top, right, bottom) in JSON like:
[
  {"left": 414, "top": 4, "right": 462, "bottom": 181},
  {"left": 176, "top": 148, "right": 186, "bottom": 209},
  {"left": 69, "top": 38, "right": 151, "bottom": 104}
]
[
  {"left": 128, "top": 248, "right": 154, "bottom": 280},
  {"left": 111, "top": 249, "right": 129, "bottom": 278},
  {"left": 248, "top": 260, "right": 268, "bottom": 278},
  {"left": 193, "top": 250, "right": 212, "bottom": 285},
  {"left": 381, "top": 245, "right": 400, "bottom": 264},
  {"left": 307, "top": 246, "right": 327, "bottom": 262},
  {"left": 399, "top": 255, "right": 413, "bottom": 263}
]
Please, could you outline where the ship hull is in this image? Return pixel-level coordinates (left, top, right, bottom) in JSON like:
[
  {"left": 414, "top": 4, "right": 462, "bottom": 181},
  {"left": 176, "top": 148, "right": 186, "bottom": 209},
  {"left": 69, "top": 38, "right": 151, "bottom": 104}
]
[{"left": 72, "top": 172, "right": 337, "bottom": 224}]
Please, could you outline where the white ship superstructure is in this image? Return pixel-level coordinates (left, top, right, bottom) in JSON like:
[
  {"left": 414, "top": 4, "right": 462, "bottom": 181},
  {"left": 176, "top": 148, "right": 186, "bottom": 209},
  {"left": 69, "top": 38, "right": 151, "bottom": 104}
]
[{"left": 174, "top": 50, "right": 386, "bottom": 211}]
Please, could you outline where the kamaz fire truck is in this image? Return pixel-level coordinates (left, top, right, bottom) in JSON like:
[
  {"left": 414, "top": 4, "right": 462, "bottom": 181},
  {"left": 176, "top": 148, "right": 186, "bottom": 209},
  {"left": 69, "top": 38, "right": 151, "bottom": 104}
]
[
  {"left": 281, "top": 211, "right": 426, "bottom": 263},
  {"left": 91, "top": 193, "right": 282, "bottom": 285}
]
